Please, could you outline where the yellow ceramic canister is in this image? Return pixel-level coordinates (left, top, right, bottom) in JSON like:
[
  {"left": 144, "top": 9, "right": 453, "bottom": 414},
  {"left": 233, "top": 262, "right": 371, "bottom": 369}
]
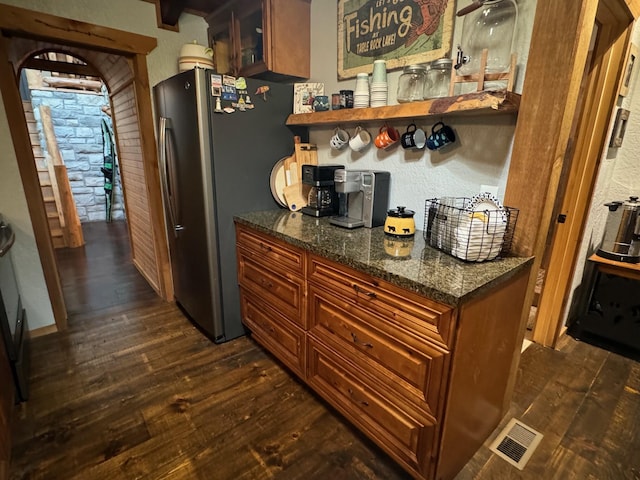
[{"left": 384, "top": 206, "right": 416, "bottom": 237}]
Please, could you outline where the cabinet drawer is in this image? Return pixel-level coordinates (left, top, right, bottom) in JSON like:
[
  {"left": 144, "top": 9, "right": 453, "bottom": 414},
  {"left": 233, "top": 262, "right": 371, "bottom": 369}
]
[
  {"left": 236, "top": 225, "right": 305, "bottom": 275},
  {"left": 240, "top": 289, "right": 305, "bottom": 378},
  {"left": 307, "top": 338, "right": 435, "bottom": 477},
  {"left": 309, "top": 255, "right": 454, "bottom": 348},
  {"left": 308, "top": 286, "right": 449, "bottom": 419},
  {"left": 237, "top": 247, "right": 305, "bottom": 328}
]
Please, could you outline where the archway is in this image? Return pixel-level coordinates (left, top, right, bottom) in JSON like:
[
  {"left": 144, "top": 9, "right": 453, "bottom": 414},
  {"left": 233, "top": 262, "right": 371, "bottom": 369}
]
[{"left": 0, "top": 5, "right": 173, "bottom": 331}]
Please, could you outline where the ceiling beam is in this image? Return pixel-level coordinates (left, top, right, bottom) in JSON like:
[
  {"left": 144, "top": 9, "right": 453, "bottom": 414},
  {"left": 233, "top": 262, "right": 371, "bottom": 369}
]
[
  {"left": 159, "top": 0, "right": 184, "bottom": 27},
  {"left": 22, "top": 57, "right": 101, "bottom": 77}
]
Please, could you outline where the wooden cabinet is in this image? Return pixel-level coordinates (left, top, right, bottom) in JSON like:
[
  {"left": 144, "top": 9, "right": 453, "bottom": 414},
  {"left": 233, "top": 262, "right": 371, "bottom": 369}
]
[
  {"left": 206, "top": 0, "right": 310, "bottom": 81},
  {"left": 308, "top": 254, "right": 455, "bottom": 348},
  {"left": 235, "top": 222, "right": 530, "bottom": 480},
  {"left": 307, "top": 336, "right": 437, "bottom": 477},
  {"left": 307, "top": 283, "right": 449, "bottom": 420},
  {"left": 236, "top": 226, "right": 306, "bottom": 376}
]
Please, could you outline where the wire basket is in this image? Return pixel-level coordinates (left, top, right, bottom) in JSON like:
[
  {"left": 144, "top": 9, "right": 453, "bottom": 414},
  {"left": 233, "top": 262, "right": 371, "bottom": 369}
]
[{"left": 423, "top": 197, "right": 519, "bottom": 262}]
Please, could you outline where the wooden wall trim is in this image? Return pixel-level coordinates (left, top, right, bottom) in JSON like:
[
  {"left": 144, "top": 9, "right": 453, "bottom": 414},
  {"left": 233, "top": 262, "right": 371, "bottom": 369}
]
[
  {"left": 624, "top": 0, "right": 640, "bottom": 17},
  {"left": 505, "top": 0, "right": 599, "bottom": 258},
  {"left": 131, "top": 54, "right": 173, "bottom": 301},
  {"left": 533, "top": 4, "right": 632, "bottom": 346},
  {"left": 0, "top": 36, "right": 67, "bottom": 329},
  {"left": 110, "top": 83, "right": 162, "bottom": 295},
  {"left": 504, "top": 0, "right": 633, "bottom": 349},
  {"left": 501, "top": 0, "right": 598, "bottom": 378},
  {"left": 0, "top": 5, "right": 157, "bottom": 54}
]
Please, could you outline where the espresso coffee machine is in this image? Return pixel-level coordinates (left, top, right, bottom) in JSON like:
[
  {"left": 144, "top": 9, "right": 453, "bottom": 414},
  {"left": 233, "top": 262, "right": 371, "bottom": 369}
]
[
  {"left": 301, "top": 164, "right": 344, "bottom": 217},
  {"left": 329, "top": 169, "right": 390, "bottom": 229}
]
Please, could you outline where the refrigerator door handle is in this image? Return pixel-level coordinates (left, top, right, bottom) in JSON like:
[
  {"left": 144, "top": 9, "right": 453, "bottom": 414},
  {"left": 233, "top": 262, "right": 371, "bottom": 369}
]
[{"left": 159, "top": 116, "right": 183, "bottom": 237}]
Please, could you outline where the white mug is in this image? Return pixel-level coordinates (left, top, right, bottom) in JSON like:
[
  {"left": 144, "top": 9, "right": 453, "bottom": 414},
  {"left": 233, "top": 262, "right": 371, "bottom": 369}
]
[
  {"left": 349, "top": 126, "right": 371, "bottom": 152},
  {"left": 330, "top": 127, "right": 350, "bottom": 150}
]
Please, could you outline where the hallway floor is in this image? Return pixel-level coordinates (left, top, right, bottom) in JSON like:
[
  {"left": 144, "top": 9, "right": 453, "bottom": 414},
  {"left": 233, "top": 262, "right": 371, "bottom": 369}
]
[{"left": 8, "top": 221, "right": 640, "bottom": 479}]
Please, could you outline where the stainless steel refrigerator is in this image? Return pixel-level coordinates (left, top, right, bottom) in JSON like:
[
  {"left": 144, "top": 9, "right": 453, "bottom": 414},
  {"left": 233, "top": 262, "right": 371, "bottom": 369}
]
[{"left": 153, "top": 69, "right": 299, "bottom": 343}]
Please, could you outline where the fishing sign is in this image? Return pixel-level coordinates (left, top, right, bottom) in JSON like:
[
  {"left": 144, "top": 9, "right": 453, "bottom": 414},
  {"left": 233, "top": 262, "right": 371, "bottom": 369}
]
[{"left": 337, "top": 0, "right": 454, "bottom": 79}]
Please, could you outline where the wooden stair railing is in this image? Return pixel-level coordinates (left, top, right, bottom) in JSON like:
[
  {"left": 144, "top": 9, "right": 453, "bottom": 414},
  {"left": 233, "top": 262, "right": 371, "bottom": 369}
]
[
  {"left": 39, "top": 105, "right": 84, "bottom": 248},
  {"left": 22, "top": 100, "right": 84, "bottom": 248}
]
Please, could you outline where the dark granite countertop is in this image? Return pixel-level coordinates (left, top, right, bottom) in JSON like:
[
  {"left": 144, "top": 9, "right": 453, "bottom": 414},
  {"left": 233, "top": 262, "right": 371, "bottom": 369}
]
[{"left": 234, "top": 210, "right": 533, "bottom": 307}]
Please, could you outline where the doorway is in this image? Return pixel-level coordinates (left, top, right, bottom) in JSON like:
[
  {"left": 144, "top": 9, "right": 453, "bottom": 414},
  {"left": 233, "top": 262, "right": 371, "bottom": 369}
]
[
  {"left": 0, "top": 5, "right": 174, "bottom": 332},
  {"left": 21, "top": 52, "right": 126, "bottom": 246},
  {"left": 16, "top": 51, "right": 159, "bottom": 317},
  {"left": 530, "top": 0, "right": 632, "bottom": 347}
]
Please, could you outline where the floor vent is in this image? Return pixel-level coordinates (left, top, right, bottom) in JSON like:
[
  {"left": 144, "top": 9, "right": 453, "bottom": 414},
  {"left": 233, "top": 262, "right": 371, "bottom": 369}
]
[{"left": 489, "top": 418, "right": 543, "bottom": 470}]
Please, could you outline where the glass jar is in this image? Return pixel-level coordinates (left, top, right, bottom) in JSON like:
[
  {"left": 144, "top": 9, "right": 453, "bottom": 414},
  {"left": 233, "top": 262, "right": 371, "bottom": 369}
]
[
  {"left": 424, "top": 58, "right": 452, "bottom": 99},
  {"left": 397, "top": 65, "right": 427, "bottom": 103},
  {"left": 457, "top": 0, "right": 518, "bottom": 77}
]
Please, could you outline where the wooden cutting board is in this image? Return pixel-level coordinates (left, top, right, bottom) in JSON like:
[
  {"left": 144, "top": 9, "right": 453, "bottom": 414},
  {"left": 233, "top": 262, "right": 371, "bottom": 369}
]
[
  {"left": 282, "top": 153, "right": 305, "bottom": 211},
  {"left": 294, "top": 141, "right": 318, "bottom": 205}
]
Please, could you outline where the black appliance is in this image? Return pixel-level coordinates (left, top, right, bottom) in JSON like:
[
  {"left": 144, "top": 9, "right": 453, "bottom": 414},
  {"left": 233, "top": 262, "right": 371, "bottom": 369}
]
[
  {"left": 0, "top": 218, "right": 29, "bottom": 402},
  {"left": 596, "top": 196, "right": 640, "bottom": 263},
  {"left": 301, "top": 164, "right": 343, "bottom": 217},
  {"left": 153, "top": 69, "right": 303, "bottom": 343}
]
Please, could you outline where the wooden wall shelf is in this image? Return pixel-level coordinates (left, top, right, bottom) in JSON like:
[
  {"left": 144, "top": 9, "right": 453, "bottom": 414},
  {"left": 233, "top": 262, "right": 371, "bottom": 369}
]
[{"left": 286, "top": 90, "right": 520, "bottom": 126}]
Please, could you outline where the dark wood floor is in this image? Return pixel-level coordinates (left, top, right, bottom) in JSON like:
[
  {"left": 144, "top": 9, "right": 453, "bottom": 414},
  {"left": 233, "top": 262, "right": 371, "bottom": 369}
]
[
  {"left": 9, "top": 221, "right": 640, "bottom": 479},
  {"left": 53, "top": 221, "right": 159, "bottom": 317}
]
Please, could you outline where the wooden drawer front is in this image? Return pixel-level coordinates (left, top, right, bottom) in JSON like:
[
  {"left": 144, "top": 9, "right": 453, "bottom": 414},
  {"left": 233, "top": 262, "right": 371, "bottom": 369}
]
[
  {"left": 307, "top": 338, "right": 435, "bottom": 476},
  {"left": 309, "top": 286, "right": 448, "bottom": 419},
  {"left": 236, "top": 225, "right": 304, "bottom": 275},
  {"left": 309, "top": 255, "right": 454, "bottom": 348},
  {"left": 237, "top": 248, "right": 305, "bottom": 328},
  {"left": 241, "top": 290, "right": 305, "bottom": 377}
]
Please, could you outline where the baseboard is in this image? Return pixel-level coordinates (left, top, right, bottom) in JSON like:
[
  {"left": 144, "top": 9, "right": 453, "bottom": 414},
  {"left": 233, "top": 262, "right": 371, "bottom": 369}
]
[{"left": 29, "top": 324, "right": 58, "bottom": 338}]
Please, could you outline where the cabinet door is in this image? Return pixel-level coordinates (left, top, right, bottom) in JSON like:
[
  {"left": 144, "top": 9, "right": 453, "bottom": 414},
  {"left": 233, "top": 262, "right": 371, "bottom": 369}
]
[
  {"left": 234, "top": 2, "right": 267, "bottom": 77},
  {"left": 307, "top": 337, "right": 435, "bottom": 478},
  {"left": 308, "top": 285, "right": 449, "bottom": 419},
  {"left": 236, "top": 225, "right": 305, "bottom": 276},
  {"left": 309, "top": 255, "right": 455, "bottom": 348},
  {"left": 206, "top": 0, "right": 310, "bottom": 80},
  {"left": 237, "top": 246, "right": 306, "bottom": 328},
  {"left": 207, "top": 9, "right": 234, "bottom": 74},
  {"left": 265, "top": 0, "right": 310, "bottom": 79},
  {"left": 241, "top": 289, "right": 305, "bottom": 377}
]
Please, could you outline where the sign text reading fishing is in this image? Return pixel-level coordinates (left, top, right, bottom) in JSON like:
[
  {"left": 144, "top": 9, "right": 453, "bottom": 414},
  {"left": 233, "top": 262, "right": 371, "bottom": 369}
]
[{"left": 344, "top": 0, "right": 413, "bottom": 57}]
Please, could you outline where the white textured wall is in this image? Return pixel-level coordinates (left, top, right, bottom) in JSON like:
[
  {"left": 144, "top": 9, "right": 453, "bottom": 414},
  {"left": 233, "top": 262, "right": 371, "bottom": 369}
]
[
  {"left": 309, "top": 0, "right": 536, "bottom": 230},
  {"left": 565, "top": 22, "right": 640, "bottom": 325},
  {"left": 0, "top": 0, "right": 208, "bottom": 330},
  {"left": 0, "top": 92, "right": 53, "bottom": 331}
]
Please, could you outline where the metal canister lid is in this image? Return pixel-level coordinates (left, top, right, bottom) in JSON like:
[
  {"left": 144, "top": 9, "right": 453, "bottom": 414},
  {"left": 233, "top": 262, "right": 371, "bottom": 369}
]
[
  {"left": 430, "top": 58, "right": 453, "bottom": 69},
  {"left": 387, "top": 206, "right": 415, "bottom": 218},
  {"left": 623, "top": 196, "right": 640, "bottom": 209},
  {"left": 403, "top": 64, "right": 427, "bottom": 73}
]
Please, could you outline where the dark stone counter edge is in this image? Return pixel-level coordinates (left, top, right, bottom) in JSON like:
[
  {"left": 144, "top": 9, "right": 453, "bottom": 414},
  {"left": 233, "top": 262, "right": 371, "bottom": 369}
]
[{"left": 234, "top": 217, "right": 534, "bottom": 307}]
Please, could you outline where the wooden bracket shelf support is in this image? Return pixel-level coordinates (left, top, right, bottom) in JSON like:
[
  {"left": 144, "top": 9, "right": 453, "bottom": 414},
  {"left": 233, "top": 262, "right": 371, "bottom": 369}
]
[{"left": 449, "top": 50, "right": 517, "bottom": 95}]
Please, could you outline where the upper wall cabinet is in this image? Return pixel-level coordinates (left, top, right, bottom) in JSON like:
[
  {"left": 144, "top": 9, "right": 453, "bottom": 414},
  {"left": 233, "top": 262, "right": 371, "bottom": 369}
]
[{"left": 206, "top": 0, "right": 311, "bottom": 81}]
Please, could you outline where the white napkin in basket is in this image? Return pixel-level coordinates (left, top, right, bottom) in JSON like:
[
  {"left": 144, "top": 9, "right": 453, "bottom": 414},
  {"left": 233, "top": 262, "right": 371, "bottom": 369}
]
[{"left": 452, "top": 212, "right": 506, "bottom": 262}]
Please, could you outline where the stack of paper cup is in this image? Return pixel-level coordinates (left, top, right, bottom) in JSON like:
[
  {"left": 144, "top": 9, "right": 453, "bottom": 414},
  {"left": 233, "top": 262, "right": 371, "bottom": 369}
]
[
  {"left": 354, "top": 73, "right": 370, "bottom": 108},
  {"left": 370, "top": 59, "right": 388, "bottom": 107}
]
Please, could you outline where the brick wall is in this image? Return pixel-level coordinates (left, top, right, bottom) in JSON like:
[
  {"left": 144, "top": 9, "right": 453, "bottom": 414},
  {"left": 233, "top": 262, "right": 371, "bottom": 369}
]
[{"left": 29, "top": 88, "right": 125, "bottom": 223}]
